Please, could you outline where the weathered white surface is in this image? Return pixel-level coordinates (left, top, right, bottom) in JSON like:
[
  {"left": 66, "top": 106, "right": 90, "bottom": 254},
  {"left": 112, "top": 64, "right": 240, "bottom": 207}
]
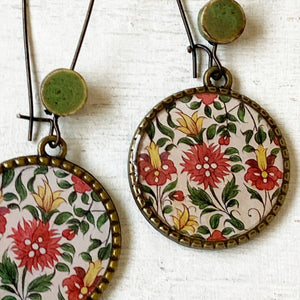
[{"left": 0, "top": 1, "right": 299, "bottom": 299}]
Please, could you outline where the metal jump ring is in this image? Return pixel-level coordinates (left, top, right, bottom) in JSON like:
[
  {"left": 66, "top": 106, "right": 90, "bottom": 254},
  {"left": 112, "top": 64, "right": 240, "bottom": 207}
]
[
  {"left": 203, "top": 66, "right": 233, "bottom": 89},
  {"left": 38, "top": 135, "right": 67, "bottom": 159}
]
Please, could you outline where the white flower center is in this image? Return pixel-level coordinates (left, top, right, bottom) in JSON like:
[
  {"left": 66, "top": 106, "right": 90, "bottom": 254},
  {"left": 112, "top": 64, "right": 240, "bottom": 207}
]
[
  {"left": 24, "top": 239, "right": 31, "bottom": 246},
  {"left": 162, "top": 164, "right": 168, "bottom": 170},
  {"left": 38, "top": 237, "right": 43, "bottom": 242},
  {"left": 196, "top": 164, "right": 202, "bottom": 170},
  {"left": 205, "top": 170, "right": 210, "bottom": 177},
  {"left": 211, "top": 163, "right": 217, "bottom": 169},
  {"left": 204, "top": 156, "right": 209, "bottom": 161},
  {"left": 28, "top": 251, "right": 35, "bottom": 258},
  {"left": 203, "top": 163, "right": 210, "bottom": 169},
  {"left": 32, "top": 243, "right": 39, "bottom": 250},
  {"left": 39, "top": 247, "right": 46, "bottom": 254}
]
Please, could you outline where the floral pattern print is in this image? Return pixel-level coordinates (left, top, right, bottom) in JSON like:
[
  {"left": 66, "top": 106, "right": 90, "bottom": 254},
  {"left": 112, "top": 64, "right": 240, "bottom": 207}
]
[
  {"left": 0, "top": 165, "right": 113, "bottom": 299},
  {"left": 135, "top": 92, "right": 285, "bottom": 242}
]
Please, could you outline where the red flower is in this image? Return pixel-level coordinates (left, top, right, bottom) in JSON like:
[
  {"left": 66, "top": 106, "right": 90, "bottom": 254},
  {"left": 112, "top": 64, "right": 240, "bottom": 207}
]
[
  {"left": 218, "top": 136, "right": 230, "bottom": 146},
  {"left": 0, "top": 207, "right": 10, "bottom": 234},
  {"left": 181, "top": 143, "right": 230, "bottom": 190},
  {"left": 207, "top": 230, "right": 227, "bottom": 241},
  {"left": 170, "top": 190, "right": 185, "bottom": 201},
  {"left": 8, "top": 219, "right": 61, "bottom": 273},
  {"left": 62, "top": 229, "right": 76, "bottom": 241},
  {"left": 63, "top": 261, "right": 102, "bottom": 300},
  {"left": 138, "top": 142, "right": 177, "bottom": 186},
  {"left": 71, "top": 175, "right": 92, "bottom": 194},
  {"left": 244, "top": 145, "right": 283, "bottom": 190},
  {"left": 195, "top": 93, "right": 218, "bottom": 105}
]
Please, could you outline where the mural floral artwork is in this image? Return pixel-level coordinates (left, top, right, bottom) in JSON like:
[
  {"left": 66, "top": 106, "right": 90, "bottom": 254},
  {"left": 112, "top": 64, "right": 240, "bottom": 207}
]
[
  {"left": 137, "top": 92, "right": 284, "bottom": 241},
  {"left": 0, "top": 166, "right": 112, "bottom": 299}
]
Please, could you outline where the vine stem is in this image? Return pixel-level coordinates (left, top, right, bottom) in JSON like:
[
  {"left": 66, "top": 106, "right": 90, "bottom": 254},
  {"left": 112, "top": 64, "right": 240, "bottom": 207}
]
[
  {"left": 22, "top": 267, "right": 27, "bottom": 299},
  {"left": 209, "top": 186, "right": 229, "bottom": 216},
  {"left": 245, "top": 106, "right": 258, "bottom": 131}
]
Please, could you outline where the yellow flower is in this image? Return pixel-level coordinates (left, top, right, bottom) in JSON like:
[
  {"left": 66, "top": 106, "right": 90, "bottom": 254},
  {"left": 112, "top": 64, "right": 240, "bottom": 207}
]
[
  {"left": 176, "top": 111, "right": 205, "bottom": 136},
  {"left": 81, "top": 260, "right": 103, "bottom": 295},
  {"left": 173, "top": 204, "right": 199, "bottom": 233},
  {"left": 146, "top": 141, "right": 162, "bottom": 169},
  {"left": 32, "top": 180, "right": 65, "bottom": 212},
  {"left": 0, "top": 189, "right": 3, "bottom": 204},
  {"left": 255, "top": 145, "right": 268, "bottom": 178}
]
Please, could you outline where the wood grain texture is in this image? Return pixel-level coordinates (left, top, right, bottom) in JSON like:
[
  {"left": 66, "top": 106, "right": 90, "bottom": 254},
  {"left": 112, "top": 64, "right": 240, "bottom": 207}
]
[{"left": 0, "top": 1, "right": 299, "bottom": 299}]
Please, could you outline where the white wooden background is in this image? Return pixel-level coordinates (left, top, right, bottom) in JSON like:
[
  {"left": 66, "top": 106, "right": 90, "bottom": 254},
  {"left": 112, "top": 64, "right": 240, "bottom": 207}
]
[{"left": 0, "top": 1, "right": 299, "bottom": 299}]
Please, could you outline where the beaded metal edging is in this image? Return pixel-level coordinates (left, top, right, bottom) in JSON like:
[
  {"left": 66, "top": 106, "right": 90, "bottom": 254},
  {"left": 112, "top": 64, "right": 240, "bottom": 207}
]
[
  {"left": 0, "top": 154, "right": 121, "bottom": 298},
  {"left": 128, "top": 86, "right": 290, "bottom": 249}
]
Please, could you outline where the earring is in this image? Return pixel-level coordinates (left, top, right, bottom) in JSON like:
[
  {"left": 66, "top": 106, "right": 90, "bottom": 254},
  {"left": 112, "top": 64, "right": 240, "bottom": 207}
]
[
  {"left": 128, "top": 0, "right": 289, "bottom": 249},
  {"left": 0, "top": 1, "right": 120, "bottom": 299}
]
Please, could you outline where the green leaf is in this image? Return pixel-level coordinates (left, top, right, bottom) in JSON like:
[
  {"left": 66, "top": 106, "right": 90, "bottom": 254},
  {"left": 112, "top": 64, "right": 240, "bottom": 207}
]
[
  {"left": 204, "top": 105, "right": 212, "bottom": 117},
  {"left": 98, "top": 244, "right": 112, "bottom": 260},
  {"left": 215, "top": 114, "right": 226, "bottom": 123},
  {"left": 27, "top": 176, "right": 36, "bottom": 193},
  {"left": 15, "top": 173, "right": 27, "bottom": 201},
  {"left": 88, "top": 239, "right": 102, "bottom": 252},
  {"left": 210, "top": 214, "right": 223, "bottom": 229},
  {"left": 74, "top": 208, "right": 88, "bottom": 217},
  {"left": 66, "top": 218, "right": 80, "bottom": 226},
  {"left": 81, "top": 193, "right": 89, "bottom": 205},
  {"left": 54, "top": 212, "right": 73, "bottom": 225},
  {"left": 0, "top": 285, "right": 16, "bottom": 293},
  {"left": 271, "top": 188, "right": 281, "bottom": 201},
  {"left": 1, "top": 169, "right": 14, "bottom": 188},
  {"left": 189, "top": 101, "right": 201, "bottom": 110},
  {"left": 219, "top": 95, "right": 231, "bottom": 103},
  {"left": 237, "top": 103, "right": 245, "bottom": 122},
  {"left": 60, "top": 243, "right": 76, "bottom": 255},
  {"left": 243, "top": 130, "right": 254, "bottom": 144},
  {"left": 166, "top": 102, "right": 176, "bottom": 113},
  {"left": 180, "top": 96, "right": 192, "bottom": 103},
  {"left": 271, "top": 148, "right": 280, "bottom": 155},
  {"left": 231, "top": 165, "right": 245, "bottom": 173},
  {"left": 227, "top": 113, "right": 238, "bottom": 122},
  {"left": 156, "top": 118, "right": 174, "bottom": 140},
  {"left": 200, "top": 207, "right": 217, "bottom": 217},
  {"left": 165, "top": 144, "right": 176, "bottom": 151},
  {"left": 81, "top": 252, "right": 92, "bottom": 262},
  {"left": 255, "top": 126, "right": 267, "bottom": 144},
  {"left": 28, "top": 294, "right": 42, "bottom": 300},
  {"left": 0, "top": 252, "right": 18, "bottom": 286},
  {"left": 58, "top": 288, "right": 66, "bottom": 300},
  {"left": 222, "top": 227, "right": 234, "bottom": 235},
  {"left": 245, "top": 185, "right": 263, "bottom": 203},
  {"left": 27, "top": 273, "right": 54, "bottom": 293},
  {"left": 225, "top": 147, "right": 239, "bottom": 155},
  {"left": 54, "top": 170, "right": 69, "bottom": 178},
  {"left": 217, "top": 125, "right": 226, "bottom": 134},
  {"left": 34, "top": 166, "right": 48, "bottom": 175},
  {"left": 222, "top": 176, "right": 239, "bottom": 204},
  {"left": 227, "top": 199, "right": 239, "bottom": 208},
  {"left": 177, "top": 137, "right": 194, "bottom": 146},
  {"left": 80, "top": 221, "right": 89, "bottom": 234},
  {"left": 57, "top": 180, "right": 72, "bottom": 189},
  {"left": 146, "top": 122, "right": 155, "bottom": 140},
  {"left": 225, "top": 216, "right": 245, "bottom": 230},
  {"left": 188, "top": 184, "right": 213, "bottom": 209},
  {"left": 91, "top": 191, "right": 101, "bottom": 202},
  {"left": 156, "top": 138, "right": 170, "bottom": 148},
  {"left": 213, "top": 100, "right": 223, "bottom": 110},
  {"left": 258, "top": 114, "right": 263, "bottom": 122},
  {"left": 7, "top": 203, "right": 20, "bottom": 211},
  {"left": 68, "top": 191, "right": 77, "bottom": 206},
  {"left": 163, "top": 205, "right": 173, "bottom": 214},
  {"left": 97, "top": 213, "right": 109, "bottom": 230},
  {"left": 227, "top": 122, "right": 237, "bottom": 134},
  {"left": 3, "top": 193, "right": 18, "bottom": 202},
  {"left": 206, "top": 124, "right": 217, "bottom": 140},
  {"left": 167, "top": 113, "right": 177, "bottom": 128},
  {"left": 87, "top": 212, "right": 95, "bottom": 225},
  {"left": 61, "top": 252, "right": 73, "bottom": 264},
  {"left": 55, "top": 263, "right": 70, "bottom": 273},
  {"left": 24, "top": 205, "right": 39, "bottom": 220},
  {"left": 163, "top": 178, "right": 178, "bottom": 194},
  {"left": 2, "top": 296, "right": 17, "bottom": 300},
  {"left": 243, "top": 145, "right": 255, "bottom": 153},
  {"left": 141, "top": 184, "right": 156, "bottom": 200},
  {"left": 229, "top": 155, "right": 242, "bottom": 162},
  {"left": 197, "top": 225, "right": 210, "bottom": 235}
]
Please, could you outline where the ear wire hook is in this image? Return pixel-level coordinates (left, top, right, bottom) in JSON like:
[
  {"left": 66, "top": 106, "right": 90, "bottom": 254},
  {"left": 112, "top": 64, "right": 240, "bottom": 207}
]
[
  {"left": 18, "top": 0, "right": 95, "bottom": 144},
  {"left": 176, "top": 0, "right": 223, "bottom": 79}
]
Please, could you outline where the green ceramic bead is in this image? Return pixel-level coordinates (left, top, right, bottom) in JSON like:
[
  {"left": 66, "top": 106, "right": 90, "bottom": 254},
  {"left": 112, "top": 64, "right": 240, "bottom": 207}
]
[
  {"left": 40, "top": 68, "right": 88, "bottom": 116},
  {"left": 198, "top": 0, "right": 246, "bottom": 44}
]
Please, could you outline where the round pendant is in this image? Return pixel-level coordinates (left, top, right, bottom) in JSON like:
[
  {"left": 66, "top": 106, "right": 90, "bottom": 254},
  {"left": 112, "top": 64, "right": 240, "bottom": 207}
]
[
  {"left": 0, "top": 137, "right": 121, "bottom": 299},
  {"left": 129, "top": 85, "right": 289, "bottom": 249}
]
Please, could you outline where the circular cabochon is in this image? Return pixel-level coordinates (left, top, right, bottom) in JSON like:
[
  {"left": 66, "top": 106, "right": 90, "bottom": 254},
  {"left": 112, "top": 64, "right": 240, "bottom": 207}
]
[
  {"left": 0, "top": 155, "right": 120, "bottom": 299},
  {"left": 129, "top": 86, "right": 289, "bottom": 249}
]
